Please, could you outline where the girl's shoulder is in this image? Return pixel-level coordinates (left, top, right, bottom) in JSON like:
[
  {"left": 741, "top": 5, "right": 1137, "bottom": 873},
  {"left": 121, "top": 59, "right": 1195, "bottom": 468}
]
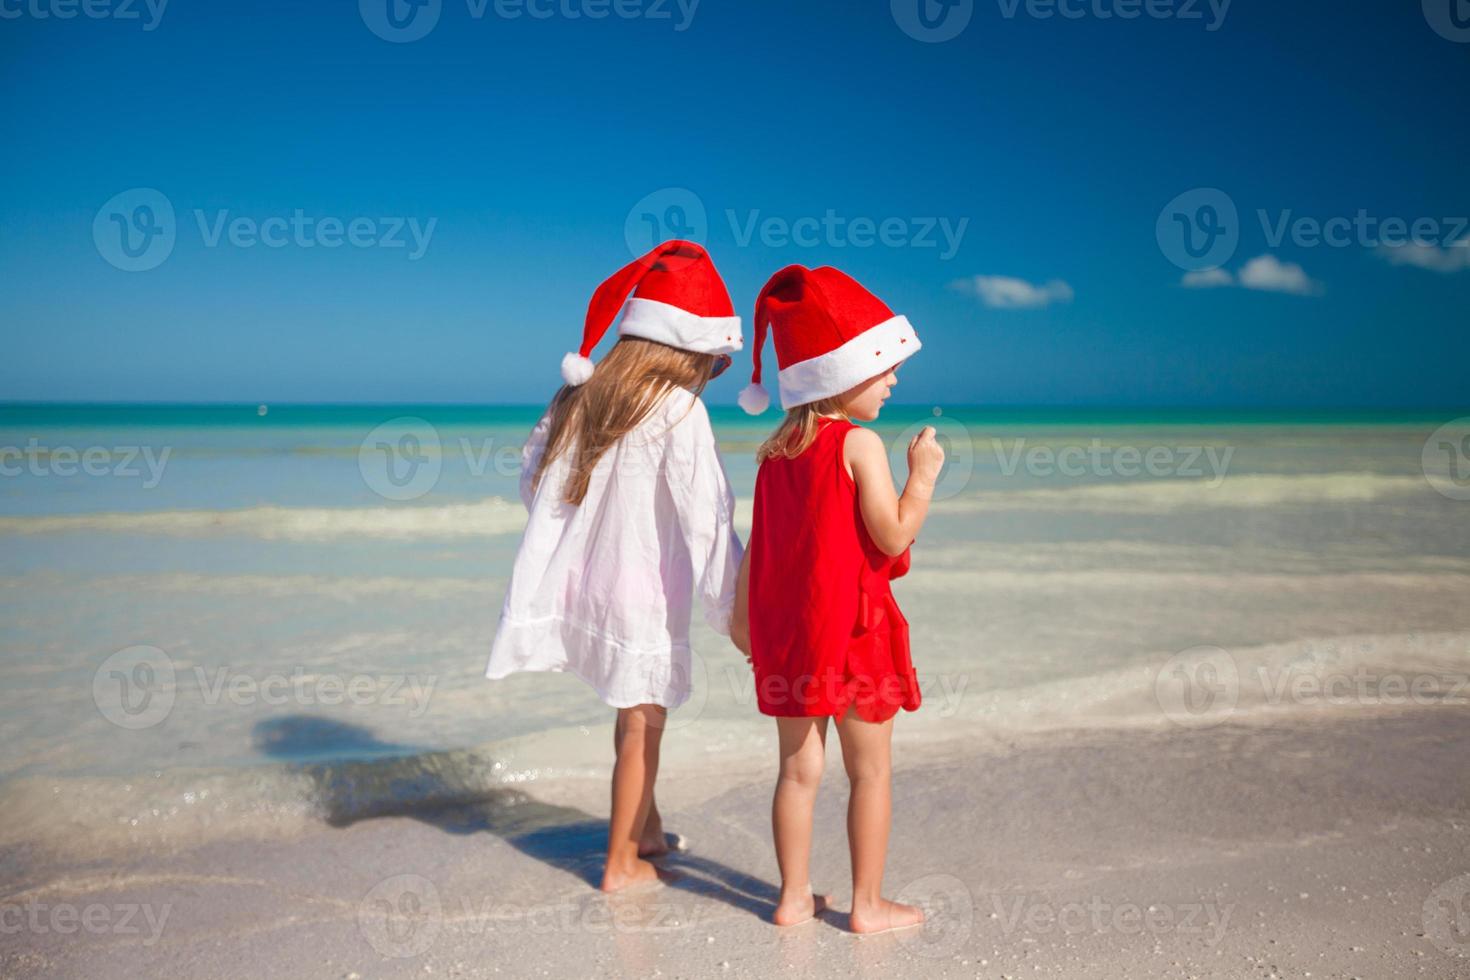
[
  {"left": 656, "top": 385, "right": 708, "bottom": 427},
  {"left": 840, "top": 423, "right": 884, "bottom": 470},
  {"left": 639, "top": 385, "right": 712, "bottom": 447}
]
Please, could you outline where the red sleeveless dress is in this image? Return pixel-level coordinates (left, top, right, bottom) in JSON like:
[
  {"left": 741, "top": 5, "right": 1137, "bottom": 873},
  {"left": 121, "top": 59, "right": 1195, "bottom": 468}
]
[{"left": 748, "top": 417, "right": 921, "bottom": 723}]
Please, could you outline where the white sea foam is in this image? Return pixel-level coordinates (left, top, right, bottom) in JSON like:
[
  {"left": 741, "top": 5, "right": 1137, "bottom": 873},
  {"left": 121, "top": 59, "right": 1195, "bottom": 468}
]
[
  {"left": 74, "top": 572, "right": 499, "bottom": 602},
  {"left": 0, "top": 473, "right": 1426, "bottom": 541},
  {"left": 0, "top": 497, "right": 529, "bottom": 540},
  {"left": 935, "top": 472, "right": 1429, "bottom": 513}
]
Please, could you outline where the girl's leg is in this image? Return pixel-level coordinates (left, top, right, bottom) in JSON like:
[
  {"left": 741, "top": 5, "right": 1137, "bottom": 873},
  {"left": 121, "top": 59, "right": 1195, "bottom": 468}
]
[
  {"left": 834, "top": 708, "right": 923, "bottom": 934},
  {"left": 602, "top": 704, "right": 666, "bottom": 892},
  {"left": 613, "top": 707, "right": 671, "bottom": 857},
  {"left": 772, "top": 716, "right": 832, "bottom": 925},
  {"left": 639, "top": 796, "right": 669, "bottom": 857}
]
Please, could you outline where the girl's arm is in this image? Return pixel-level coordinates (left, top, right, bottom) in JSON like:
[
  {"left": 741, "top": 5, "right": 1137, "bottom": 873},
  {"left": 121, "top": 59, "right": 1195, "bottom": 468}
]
[
  {"left": 844, "top": 425, "right": 945, "bottom": 557},
  {"left": 730, "top": 548, "right": 752, "bottom": 661}
]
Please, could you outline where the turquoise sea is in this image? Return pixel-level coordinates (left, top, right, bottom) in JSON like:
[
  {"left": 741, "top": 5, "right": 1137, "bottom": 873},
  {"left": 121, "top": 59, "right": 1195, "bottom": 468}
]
[{"left": 2, "top": 402, "right": 1469, "bottom": 862}]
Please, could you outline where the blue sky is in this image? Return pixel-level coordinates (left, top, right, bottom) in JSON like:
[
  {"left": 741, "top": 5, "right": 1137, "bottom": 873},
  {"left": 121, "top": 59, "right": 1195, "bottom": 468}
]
[{"left": 2, "top": 0, "right": 1467, "bottom": 407}]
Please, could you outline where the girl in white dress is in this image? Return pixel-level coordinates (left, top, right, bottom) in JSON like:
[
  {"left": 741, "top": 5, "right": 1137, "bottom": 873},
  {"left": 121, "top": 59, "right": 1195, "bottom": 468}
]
[{"left": 487, "top": 240, "right": 744, "bottom": 891}]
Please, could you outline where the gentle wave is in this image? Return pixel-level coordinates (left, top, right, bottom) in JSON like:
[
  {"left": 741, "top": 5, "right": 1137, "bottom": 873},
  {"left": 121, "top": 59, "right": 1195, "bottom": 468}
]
[
  {"left": 0, "top": 497, "right": 530, "bottom": 540},
  {"left": 0, "top": 473, "right": 1434, "bottom": 541},
  {"left": 936, "top": 472, "right": 1430, "bottom": 513}
]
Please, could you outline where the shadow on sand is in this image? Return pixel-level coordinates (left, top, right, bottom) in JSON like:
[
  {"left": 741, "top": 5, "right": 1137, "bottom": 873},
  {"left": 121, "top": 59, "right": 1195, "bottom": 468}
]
[{"left": 253, "top": 715, "right": 780, "bottom": 920}]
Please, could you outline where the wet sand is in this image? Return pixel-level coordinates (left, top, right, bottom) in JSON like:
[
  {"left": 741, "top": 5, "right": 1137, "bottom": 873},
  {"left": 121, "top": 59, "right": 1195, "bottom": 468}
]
[{"left": 5, "top": 707, "right": 1468, "bottom": 979}]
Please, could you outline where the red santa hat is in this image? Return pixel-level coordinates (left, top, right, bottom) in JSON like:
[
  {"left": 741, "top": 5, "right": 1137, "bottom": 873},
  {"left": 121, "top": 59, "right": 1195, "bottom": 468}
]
[
  {"left": 739, "top": 265, "right": 921, "bottom": 413},
  {"left": 561, "top": 240, "right": 742, "bottom": 385}
]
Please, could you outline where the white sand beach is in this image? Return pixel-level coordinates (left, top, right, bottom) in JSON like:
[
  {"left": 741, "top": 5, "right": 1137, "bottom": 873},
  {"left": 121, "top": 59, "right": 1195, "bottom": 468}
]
[{"left": 6, "top": 708, "right": 1469, "bottom": 979}]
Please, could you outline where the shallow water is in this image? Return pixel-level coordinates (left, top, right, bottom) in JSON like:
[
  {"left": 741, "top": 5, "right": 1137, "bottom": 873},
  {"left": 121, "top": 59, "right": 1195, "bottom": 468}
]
[{"left": 2, "top": 404, "right": 1469, "bottom": 857}]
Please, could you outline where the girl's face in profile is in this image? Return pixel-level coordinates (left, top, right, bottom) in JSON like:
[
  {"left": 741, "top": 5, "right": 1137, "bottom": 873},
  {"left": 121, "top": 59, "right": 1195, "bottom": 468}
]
[{"left": 838, "top": 364, "right": 900, "bottom": 422}]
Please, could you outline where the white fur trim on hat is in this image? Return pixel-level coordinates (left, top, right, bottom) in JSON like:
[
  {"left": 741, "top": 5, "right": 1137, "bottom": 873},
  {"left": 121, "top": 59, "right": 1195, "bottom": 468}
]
[
  {"left": 561, "top": 352, "right": 595, "bottom": 386},
  {"left": 777, "top": 315, "right": 921, "bottom": 410},
  {"left": 617, "top": 297, "right": 743, "bottom": 356},
  {"left": 737, "top": 382, "right": 770, "bottom": 415}
]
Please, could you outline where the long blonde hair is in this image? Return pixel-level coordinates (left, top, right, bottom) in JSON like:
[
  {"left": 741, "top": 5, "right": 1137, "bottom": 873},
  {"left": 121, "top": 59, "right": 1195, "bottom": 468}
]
[
  {"left": 533, "top": 338, "right": 720, "bottom": 505},
  {"left": 755, "top": 396, "right": 851, "bottom": 464}
]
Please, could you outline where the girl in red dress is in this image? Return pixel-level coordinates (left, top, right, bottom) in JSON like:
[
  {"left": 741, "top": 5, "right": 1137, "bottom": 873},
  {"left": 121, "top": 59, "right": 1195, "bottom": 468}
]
[{"left": 729, "top": 265, "right": 946, "bottom": 933}]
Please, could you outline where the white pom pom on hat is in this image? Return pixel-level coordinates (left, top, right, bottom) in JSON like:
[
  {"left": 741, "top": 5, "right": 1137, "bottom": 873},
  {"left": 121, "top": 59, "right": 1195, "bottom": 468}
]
[
  {"left": 560, "top": 352, "right": 595, "bottom": 386},
  {"left": 737, "top": 382, "right": 770, "bottom": 415}
]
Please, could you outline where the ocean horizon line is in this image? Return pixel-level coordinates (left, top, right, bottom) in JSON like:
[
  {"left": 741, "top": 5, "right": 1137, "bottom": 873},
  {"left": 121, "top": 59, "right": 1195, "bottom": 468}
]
[{"left": 1, "top": 401, "right": 1466, "bottom": 429}]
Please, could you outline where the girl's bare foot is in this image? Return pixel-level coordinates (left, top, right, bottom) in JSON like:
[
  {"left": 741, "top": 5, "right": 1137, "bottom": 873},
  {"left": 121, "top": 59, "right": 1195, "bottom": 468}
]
[
  {"left": 849, "top": 898, "right": 924, "bottom": 935},
  {"left": 772, "top": 886, "right": 832, "bottom": 926},
  {"left": 637, "top": 816, "right": 670, "bottom": 857},
  {"left": 600, "top": 857, "right": 660, "bottom": 892}
]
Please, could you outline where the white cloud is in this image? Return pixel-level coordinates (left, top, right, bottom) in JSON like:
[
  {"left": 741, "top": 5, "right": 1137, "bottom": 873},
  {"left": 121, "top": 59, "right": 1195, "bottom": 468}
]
[
  {"left": 1181, "top": 267, "right": 1234, "bottom": 288},
  {"left": 953, "top": 275, "right": 1074, "bottom": 309},
  {"left": 1376, "top": 239, "right": 1470, "bottom": 273},
  {"left": 1236, "top": 254, "right": 1322, "bottom": 296}
]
